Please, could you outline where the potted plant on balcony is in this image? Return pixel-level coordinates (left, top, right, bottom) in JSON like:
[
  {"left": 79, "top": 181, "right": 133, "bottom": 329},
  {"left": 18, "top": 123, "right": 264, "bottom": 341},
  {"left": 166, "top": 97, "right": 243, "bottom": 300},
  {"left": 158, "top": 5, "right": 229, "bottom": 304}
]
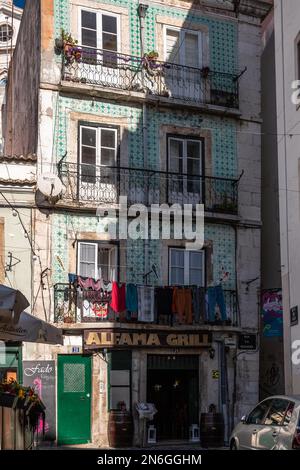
[
  {"left": 55, "top": 29, "right": 82, "bottom": 65},
  {"left": 143, "top": 50, "right": 161, "bottom": 75}
]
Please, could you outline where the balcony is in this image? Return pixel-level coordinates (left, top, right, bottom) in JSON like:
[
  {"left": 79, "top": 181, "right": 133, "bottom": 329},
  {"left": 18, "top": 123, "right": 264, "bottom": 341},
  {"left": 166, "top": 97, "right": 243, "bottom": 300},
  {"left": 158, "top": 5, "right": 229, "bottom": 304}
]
[
  {"left": 62, "top": 47, "right": 239, "bottom": 109},
  {"left": 58, "top": 163, "right": 238, "bottom": 214},
  {"left": 54, "top": 283, "right": 239, "bottom": 327}
]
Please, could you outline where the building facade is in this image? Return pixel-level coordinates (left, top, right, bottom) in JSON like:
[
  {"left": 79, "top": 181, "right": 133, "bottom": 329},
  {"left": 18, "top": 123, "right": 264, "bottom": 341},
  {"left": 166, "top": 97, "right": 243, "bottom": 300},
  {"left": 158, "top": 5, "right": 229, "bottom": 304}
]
[
  {"left": 273, "top": 0, "right": 300, "bottom": 395},
  {"left": 3, "top": 0, "right": 270, "bottom": 446}
]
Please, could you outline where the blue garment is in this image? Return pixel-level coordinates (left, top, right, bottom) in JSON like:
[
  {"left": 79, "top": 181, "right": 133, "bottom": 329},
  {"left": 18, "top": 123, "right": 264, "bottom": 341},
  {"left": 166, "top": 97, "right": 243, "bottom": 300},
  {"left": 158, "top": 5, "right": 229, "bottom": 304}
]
[
  {"left": 207, "top": 285, "right": 227, "bottom": 322},
  {"left": 126, "top": 284, "right": 138, "bottom": 317},
  {"left": 68, "top": 273, "right": 77, "bottom": 284}
]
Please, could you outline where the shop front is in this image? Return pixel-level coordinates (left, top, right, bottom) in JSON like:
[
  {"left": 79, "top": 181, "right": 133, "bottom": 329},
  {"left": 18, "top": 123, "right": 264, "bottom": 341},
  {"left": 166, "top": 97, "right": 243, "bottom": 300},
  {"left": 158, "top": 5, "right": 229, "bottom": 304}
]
[{"left": 83, "top": 327, "right": 216, "bottom": 447}]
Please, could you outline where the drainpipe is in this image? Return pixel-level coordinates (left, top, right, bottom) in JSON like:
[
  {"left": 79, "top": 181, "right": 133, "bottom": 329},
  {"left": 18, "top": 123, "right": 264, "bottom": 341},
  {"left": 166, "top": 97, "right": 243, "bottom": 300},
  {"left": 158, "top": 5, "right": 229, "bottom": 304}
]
[{"left": 138, "top": 4, "right": 150, "bottom": 280}]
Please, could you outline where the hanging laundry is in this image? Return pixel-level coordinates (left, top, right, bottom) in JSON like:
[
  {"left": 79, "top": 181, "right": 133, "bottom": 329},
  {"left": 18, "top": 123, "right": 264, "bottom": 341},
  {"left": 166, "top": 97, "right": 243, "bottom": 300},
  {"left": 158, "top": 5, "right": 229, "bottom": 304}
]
[
  {"left": 172, "top": 287, "right": 193, "bottom": 324},
  {"left": 110, "top": 282, "right": 126, "bottom": 313},
  {"left": 68, "top": 273, "right": 77, "bottom": 284},
  {"left": 90, "top": 279, "right": 101, "bottom": 291},
  {"left": 137, "top": 286, "right": 155, "bottom": 322},
  {"left": 100, "top": 279, "right": 113, "bottom": 292},
  {"left": 126, "top": 284, "right": 138, "bottom": 320},
  {"left": 207, "top": 285, "right": 227, "bottom": 322},
  {"left": 78, "top": 276, "right": 94, "bottom": 289},
  {"left": 155, "top": 287, "right": 173, "bottom": 322},
  {"left": 191, "top": 286, "right": 206, "bottom": 323}
]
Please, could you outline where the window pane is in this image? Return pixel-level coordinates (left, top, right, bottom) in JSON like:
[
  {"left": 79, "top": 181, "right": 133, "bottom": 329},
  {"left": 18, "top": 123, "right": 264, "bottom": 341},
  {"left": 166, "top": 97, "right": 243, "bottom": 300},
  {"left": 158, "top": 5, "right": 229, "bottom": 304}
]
[
  {"left": 247, "top": 400, "right": 272, "bottom": 425},
  {"left": 189, "top": 251, "right": 203, "bottom": 268},
  {"left": 190, "top": 269, "right": 202, "bottom": 286},
  {"left": 185, "top": 33, "right": 199, "bottom": 67},
  {"left": 171, "top": 267, "right": 184, "bottom": 285},
  {"left": 171, "top": 249, "right": 184, "bottom": 267},
  {"left": 103, "top": 32, "right": 117, "bottom": 51},
  {"left": 110, "top": 370, "right": 130, "bottom": 386},
  {"left": 283, "top": 402, "right": 294, "bottom": 426},
  {"left": 103, "top": 15, "right": 117, "bottom": 34},
  {"left": 187, "top": 158, "right": 201, "bottom": 175},
  {"left": 81, "top": 244, "right": 96, "bottom": 262},
  {"left": 82, "top": 128, "right": 96, "bottom": 147},
  {"left": 169, "top": 139, "right": 182, "bottom": 173},
  {"left": 81, "top": 146, "right": 96, "bottom": 165},
  {"left": 187, "top": 141, "right": 201, "bottom": 160},
  {"left": 264, "top": 399, "right": 290, "bottom": 426},
  {"left": 101, "top": 148, "right": 115, "bottom": 166},
  {"left": 166, "top": 29, "right": 180, "bottom": 63},
  {"left": 82, "top": 10, "right": 97, "bottom": 29},
  {"left": 82, "top": 28, "right": 97, "bottom": 48},
  {"left": 101, "top": 129, "right": 116, "bottom": 148},
  {"left": 110, "top": 387, "right": 130, "bottom": 410},
  {"left": 81, "top": 164, "right": 96, "bottom": 183}
]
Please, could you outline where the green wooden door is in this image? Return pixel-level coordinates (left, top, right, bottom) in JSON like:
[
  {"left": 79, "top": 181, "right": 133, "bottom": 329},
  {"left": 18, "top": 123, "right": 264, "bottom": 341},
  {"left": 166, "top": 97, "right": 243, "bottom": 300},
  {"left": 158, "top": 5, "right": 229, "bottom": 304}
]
[{"left": 57, "top": 355, "right": 92, "bottom": 445}]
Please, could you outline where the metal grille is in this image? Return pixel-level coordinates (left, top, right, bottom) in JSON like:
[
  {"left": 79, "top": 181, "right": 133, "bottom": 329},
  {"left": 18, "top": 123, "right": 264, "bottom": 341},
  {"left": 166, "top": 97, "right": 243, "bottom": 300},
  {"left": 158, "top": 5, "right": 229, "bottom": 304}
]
[{"left": 63, "top": 363, "right": 85, "bottom": 392}]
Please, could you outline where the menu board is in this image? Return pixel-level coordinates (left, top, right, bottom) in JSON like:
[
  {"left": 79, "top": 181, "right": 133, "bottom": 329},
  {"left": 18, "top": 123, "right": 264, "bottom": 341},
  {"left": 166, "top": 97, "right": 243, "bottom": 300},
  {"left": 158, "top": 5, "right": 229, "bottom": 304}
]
[{"left": 23, "top": 361, "right": 56, "bottom": 441}]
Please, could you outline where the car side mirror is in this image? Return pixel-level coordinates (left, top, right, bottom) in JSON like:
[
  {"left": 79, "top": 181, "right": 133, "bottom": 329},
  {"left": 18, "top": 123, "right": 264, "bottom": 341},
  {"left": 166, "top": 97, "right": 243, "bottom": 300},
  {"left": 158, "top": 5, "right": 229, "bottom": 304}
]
[{"left": 241, "top": 415, "right": 247, "bottom": 424}]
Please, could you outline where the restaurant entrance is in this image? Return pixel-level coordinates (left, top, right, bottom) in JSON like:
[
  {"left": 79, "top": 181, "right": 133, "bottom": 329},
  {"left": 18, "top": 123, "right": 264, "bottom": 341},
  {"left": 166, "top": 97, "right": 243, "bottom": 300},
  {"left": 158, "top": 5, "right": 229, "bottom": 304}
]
[{"left": 147, "top": 355, "right": 199, "bottom": 441}]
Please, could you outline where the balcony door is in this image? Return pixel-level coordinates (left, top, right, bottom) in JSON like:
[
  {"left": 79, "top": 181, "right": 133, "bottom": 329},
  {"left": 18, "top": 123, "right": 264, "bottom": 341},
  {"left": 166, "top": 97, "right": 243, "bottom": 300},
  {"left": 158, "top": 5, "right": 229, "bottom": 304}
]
[
  {"left": 169, "top": 248, "right": 205, "bottom": 287},
  {"left": 164, "top": 27, "right": 203, "bottom": 101},
  {"left": 79, "top": 124, "right": 118, "bottom": 203},
  {"left": 168, "top": 136, "right": 203, "bottom": 204},
  {"left": 77, "top": 241, "right": 117, "bottom": 320},
  {"left": 78, "top": 9, "right": 120, "bottom": 87}
]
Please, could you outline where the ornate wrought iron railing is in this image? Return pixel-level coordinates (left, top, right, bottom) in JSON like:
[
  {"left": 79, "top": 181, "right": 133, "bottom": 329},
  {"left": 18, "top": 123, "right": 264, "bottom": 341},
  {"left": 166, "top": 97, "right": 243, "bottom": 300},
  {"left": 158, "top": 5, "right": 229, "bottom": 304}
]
[
  {"left": 57, "top": 162, "right": 238, "bottom": 214},
  {"left": 54, "top": 283, "right": 239, "bottom": 326},
  {"left": 62, "top": 47, "right": 239, "bottom": 108}
]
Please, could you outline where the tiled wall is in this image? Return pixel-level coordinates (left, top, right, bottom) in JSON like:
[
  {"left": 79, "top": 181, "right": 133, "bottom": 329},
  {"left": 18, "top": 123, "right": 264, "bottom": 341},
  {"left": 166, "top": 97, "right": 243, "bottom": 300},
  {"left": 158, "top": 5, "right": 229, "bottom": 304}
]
[
  {"left": 52, "top": 211, "right": 236, "bottom": 290},
  {"left": 55, "top": 96, "right": 237, "bottom": 178},
  {"left": 54, "top": 0, "right": 237, "bottom": 73}
]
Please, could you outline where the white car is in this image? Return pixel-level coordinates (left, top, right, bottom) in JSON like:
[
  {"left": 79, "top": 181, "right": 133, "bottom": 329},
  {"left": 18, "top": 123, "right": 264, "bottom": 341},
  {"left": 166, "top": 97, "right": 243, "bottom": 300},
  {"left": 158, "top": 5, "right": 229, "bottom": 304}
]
[{"left": 229, "top": 395, "right": 300, "bottom": 450}]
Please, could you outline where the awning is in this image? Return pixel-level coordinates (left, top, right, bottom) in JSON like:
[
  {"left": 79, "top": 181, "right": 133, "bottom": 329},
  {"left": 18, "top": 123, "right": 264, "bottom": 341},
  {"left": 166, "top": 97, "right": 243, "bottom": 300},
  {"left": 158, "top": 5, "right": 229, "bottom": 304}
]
[
  {"left": 0, "top": 311, "right": 63, "bottom": 345},
  {"left": 0, "top": 284, "right": 30, "bottom": 324}
]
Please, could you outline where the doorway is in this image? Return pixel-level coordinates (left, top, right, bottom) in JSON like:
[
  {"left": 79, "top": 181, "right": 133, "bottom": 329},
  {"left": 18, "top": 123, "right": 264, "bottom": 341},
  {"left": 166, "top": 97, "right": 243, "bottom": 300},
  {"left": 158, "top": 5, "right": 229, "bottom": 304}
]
[
  {"left": 147, "top": 355, "right": 199, "bottom": 441},
  {"left": 57, "top": 355, "right": 92, "bottom": 445}
]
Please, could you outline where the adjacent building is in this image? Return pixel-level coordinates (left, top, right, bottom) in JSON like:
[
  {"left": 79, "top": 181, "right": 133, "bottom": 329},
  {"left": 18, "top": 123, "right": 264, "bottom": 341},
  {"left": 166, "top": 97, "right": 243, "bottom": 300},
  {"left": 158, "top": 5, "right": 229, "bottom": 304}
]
[
  {"left": 2, "top": 0, "right": 271, "bottom": 447},
  {"left": 273, "top": 0, "right": 300, "bottom": 395}
]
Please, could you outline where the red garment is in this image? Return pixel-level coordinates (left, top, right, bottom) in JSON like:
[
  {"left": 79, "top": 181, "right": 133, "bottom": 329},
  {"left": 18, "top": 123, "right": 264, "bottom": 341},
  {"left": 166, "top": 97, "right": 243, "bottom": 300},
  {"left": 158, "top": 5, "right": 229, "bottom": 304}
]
[{"left": 110, "top": 282, "right": 126, "bottom": 313}]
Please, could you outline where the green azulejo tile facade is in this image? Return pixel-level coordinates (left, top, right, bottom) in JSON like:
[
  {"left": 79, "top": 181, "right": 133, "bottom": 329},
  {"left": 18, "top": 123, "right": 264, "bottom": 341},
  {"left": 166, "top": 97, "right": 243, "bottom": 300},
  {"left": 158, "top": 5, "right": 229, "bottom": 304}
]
[{"left": 54, "top": 0, "right": 237, "bottom": 73}]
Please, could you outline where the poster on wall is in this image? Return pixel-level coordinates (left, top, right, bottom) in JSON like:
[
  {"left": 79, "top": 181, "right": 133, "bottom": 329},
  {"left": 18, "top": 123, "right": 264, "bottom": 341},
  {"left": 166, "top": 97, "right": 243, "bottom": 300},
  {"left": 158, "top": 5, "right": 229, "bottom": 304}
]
[
  {"left": 23, "top": 361, "right": 56, "bottom": 441},
  {"left": 261, "top": 290, "right": 283, "bottom": 337}
]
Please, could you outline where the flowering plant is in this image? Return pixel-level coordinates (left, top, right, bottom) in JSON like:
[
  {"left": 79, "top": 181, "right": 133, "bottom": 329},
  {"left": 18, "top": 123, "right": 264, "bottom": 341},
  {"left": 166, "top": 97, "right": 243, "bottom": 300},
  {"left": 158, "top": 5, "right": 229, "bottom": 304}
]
[
  {"left": 56, "top": 29, "right": 82, "bottom": 64},
  {"left": 0, "top": 379, "right": 42, "bottom": 405}
]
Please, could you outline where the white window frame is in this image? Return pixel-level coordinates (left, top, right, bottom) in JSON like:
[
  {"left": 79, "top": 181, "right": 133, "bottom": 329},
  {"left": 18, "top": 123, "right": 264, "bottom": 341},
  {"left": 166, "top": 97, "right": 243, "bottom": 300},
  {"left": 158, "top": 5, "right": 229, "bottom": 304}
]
[
  {"left": 77, "top": 241, "right": 118, "bottom": 281},
  {"left": 77, "top": 242, "right": 98, "bottom": 279},
  {"left": 79, "top": 124, "right": 118, "bottom": 169},
  {"left": 169, "top": 247, "right": 205, "bottom": 286},
  {"left": 163, "top": 25, "right": 203, "bottom": 68},
  {"left": 168, "top": 136, "right": 203, "bottom": 176},
  {"left": 78, "top": 7, "right": 120, "bottom": 52}
]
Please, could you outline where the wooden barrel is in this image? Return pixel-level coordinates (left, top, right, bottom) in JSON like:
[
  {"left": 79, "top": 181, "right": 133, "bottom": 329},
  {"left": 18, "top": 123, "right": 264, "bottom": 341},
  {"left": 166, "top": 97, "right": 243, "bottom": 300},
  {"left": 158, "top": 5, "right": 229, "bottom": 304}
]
[
  {"left": 108, "top": 411, "right": 134, "bottom": 448},
  {"left": 200, "top": 413, "right": 224, "bottom": 448}
]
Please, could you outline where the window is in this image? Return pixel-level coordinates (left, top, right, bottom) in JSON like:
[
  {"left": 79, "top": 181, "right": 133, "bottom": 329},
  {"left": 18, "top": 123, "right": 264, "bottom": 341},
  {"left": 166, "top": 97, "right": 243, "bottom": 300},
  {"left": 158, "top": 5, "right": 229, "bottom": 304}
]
[
  {"left": 108, "top": 351, "right": 131, "bottom": 411},
  {"left": 80, "top": 9, "right": 119, "bottom": 66},
  {"left": 78, "top": 241, "right": 117, "bottom": 281},
  {"left": 165, "top": 27, "right": 202, "bottom": 68},
  {"left": 0, "top": 24, "right": 13, "bottom": 43},
  {"left": 168, "top": 136, "right": 203, "bottom": 196},
  {"left": 283, "top": 401, "right": 295, "bottom": 426},
  {"left": 263, "top": 399, "right": 290, "bottom": 426},
  {"left": 169, "top": 248, "right": 205, "bottom": 286},
  {"left": 79, "top": 124, "right": 117, "bottom": 184},
  {"left": 246, "top": 399, "right": 272, "bottom": 425}
]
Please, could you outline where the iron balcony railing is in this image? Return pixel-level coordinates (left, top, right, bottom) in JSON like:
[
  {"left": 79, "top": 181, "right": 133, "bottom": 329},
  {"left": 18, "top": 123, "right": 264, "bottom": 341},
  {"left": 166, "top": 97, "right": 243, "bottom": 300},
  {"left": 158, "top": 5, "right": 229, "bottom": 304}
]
[
  {"left": 54, "top": 283, "right": 239, "bottom": 326},
  {"left": 62, "top": 47, "right": 239, "bottom": 109},
  {"left": 57, "top": 162, "right": 238, "bottom": 214}
]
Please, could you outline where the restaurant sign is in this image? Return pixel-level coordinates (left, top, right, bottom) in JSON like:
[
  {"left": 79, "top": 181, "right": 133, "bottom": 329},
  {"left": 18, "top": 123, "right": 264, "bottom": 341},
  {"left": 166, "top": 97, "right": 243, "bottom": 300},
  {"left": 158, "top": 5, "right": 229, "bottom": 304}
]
[{"left": 84, "top": 329, "right": 212, "bottom": 350}]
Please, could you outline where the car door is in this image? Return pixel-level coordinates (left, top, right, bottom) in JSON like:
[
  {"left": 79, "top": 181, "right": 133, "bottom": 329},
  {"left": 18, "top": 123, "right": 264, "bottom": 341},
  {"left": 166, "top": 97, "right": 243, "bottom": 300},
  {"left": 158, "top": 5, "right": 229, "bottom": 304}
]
[
  {"left": 255, "top": 398, "right": 290, "bottom": 449},
  {"left": 237, "top": 399, "right": 272, "bottom": 450}
]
